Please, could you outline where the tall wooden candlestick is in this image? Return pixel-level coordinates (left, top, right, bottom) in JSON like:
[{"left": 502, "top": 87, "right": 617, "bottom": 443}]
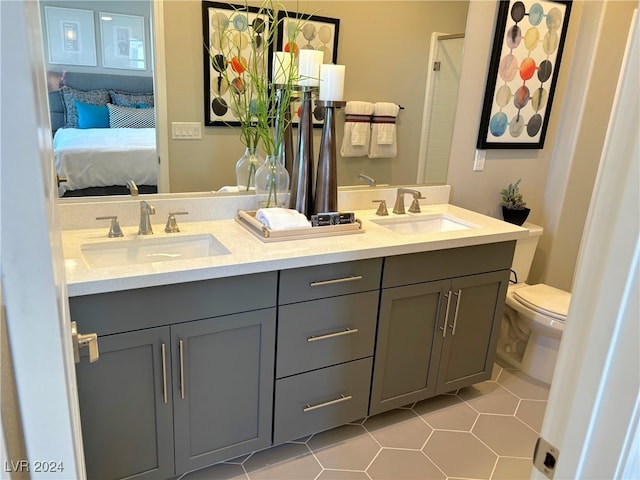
[
  {"left": 314, "top": 100, "right": 346, "bottom": 214},
  {"left": 289, "top": 87, "right": 316, "bottom": 217}
]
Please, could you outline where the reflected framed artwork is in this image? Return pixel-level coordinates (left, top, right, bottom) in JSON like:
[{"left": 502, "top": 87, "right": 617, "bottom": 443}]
[
  {"left": 100, "top": 13, "right": 146, "bottom": 70},
  {"left": 276, "top": 11, "right": 340, "bottom": 126},
  {"left": 202, "top": 2, "right": 274, "bottom": 126},
  {"left": 44, "top": 6, "right": 97, "bottom": 66},
  {"left": 477, "top": 0, "right": 572, "bottom": 149}
]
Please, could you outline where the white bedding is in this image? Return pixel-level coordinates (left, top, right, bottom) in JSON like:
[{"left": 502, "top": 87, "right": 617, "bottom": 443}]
[{"left": 53, "top": 127, "right": 157, "bottom": 194}]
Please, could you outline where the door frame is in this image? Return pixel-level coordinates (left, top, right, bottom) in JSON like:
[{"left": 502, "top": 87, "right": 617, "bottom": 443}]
[{"left": 1, "top": 1, "right": 85, "bottom": 476}]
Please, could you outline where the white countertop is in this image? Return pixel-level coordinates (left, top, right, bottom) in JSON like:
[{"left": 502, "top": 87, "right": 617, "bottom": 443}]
[{"left": 62, "top": 203, "right": 528, "bottom": 297}]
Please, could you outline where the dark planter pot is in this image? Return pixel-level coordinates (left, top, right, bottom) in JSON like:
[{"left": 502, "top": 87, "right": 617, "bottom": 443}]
[{"left": 501, "top": 206, "right": 530, "bottom": 226}]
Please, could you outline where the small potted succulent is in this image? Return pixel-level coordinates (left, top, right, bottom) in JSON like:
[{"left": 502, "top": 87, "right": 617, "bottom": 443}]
[{"left": 500, "top": 179, "right": 530, "bottom": 225}]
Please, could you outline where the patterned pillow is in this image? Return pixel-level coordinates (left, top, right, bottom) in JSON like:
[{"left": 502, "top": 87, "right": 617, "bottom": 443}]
[
  {"left": 110, "top": 90, "right": 154, "bottom": 108},
  {"left": 60, "top": 86, "right": 111, "bottom": 128},
  {"left": 107, "top": 104, "right": 155, "bottom": 128}
]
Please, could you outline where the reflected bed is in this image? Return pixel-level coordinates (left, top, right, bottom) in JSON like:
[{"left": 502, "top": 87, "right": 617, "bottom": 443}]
[
  {"left": 48, "top": 72, "right": 158, "bottom": 197},
  {"left": 53, "top": 127, "right": 157, "bottom": 196}
]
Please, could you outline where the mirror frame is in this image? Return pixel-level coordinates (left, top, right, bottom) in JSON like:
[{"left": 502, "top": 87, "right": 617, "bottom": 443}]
[{"left": 152, "top": 0, "right": 170, "bottom": 193}]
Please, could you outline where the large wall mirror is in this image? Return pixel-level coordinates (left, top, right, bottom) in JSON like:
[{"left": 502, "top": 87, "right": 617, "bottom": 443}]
[{"left": 41, "top": 0, "right": 469, "bottom": 199}]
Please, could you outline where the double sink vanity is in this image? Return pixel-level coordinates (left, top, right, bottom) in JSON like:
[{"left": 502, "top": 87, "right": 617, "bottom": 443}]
[{"left": 60, "top": 186, "right": 527, "bottom": 479}]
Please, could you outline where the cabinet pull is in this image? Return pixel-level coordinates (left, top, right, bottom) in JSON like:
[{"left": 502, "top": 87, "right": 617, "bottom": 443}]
[
  {"left": 441, "top": 291, "right": 453, "bottom": 338},
  {"left": 179, "top": 339, "right": 185, "bottom": 400},
  {"left": 449, "top": 289, "right": 462, "bottom": 335},
  {"left": 303, "top": 394, "right": 353, "bottom": 412},
  {"left": 309, "top": 275, "right": 363, "bottom": 287},
  {"left": 161, "top": 343, "right": 168, "bottom": 405},
  {"left": 307, "top": 328, "right": 359, "bottom": 342}
]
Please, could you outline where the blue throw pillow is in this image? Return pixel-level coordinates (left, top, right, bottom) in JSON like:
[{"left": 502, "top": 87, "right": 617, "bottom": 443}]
[
  {"left": 61, "top": 86, "right": 110, "bottom": 127},
  {"left": 75, "top": 100, "right": 110, "bottom": 129}
]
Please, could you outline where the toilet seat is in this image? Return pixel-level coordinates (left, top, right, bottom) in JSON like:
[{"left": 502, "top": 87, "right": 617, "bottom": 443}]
[{"left": 512, "top": 284, "right": 570, "bottom": 321}]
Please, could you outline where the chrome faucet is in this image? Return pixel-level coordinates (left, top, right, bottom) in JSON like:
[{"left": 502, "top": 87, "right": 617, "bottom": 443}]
[
  {"left": 126, "top": 180, "right": 139, "bottom": 196},
  {"left": 393, "top": 188, "right": 424, "bottom": 214},
  {"left": 138, "top": 201, "right": 156, "bottom": 235},
  {"left": 357, "top": 173, "right": 377, "bottom": 187}
]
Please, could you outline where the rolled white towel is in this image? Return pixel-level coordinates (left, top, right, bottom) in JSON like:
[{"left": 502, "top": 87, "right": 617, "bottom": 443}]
[
  {"left": 218, "top": 186, "right": 256, "bottom": 193},
  {"left": 217, "top": 186, "right": 239, "bottom": 193},
  {"left": 255, "top": 208, "right": 312, "bottom": 230}
]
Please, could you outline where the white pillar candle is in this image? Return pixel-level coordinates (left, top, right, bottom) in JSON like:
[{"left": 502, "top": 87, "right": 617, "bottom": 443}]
[
  {"left": 272, "top": 52, "right": 292, "bottom": 84},
  {"left": 318, "top": 64, "right": 345, "bottom": 101},
  {"left": 297, "top": 49, "right": 323, "bottom": 87}
]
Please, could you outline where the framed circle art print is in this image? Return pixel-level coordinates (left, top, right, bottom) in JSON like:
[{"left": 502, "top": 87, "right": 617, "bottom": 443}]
[{"left": 477, "top": 0, "right": 572, "bottom": 149}]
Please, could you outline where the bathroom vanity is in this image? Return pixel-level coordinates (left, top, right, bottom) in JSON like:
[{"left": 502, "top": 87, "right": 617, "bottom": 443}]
[{"left": 61, "top": 194, "right": 525, "bottom": 480}]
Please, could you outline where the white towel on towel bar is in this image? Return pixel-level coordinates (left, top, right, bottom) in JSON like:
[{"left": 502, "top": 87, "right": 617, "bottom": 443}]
[
  {"left": 340, "top": 101, "right": 374, "bottom": 157},
  {"left": 368, "top": 102, "right": 400, "bottom": 158}
]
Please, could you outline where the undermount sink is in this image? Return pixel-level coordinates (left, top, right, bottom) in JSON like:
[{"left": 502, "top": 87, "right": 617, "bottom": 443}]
[
  {"left": 371, "top": 213, "right": 478, "bottom": 235},
  {"left": 81, "top": 233, "right": 230, "bottom": 268}
]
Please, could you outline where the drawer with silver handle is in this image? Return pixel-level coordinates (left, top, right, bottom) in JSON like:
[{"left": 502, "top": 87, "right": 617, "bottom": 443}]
[
  {"left": 273, "top": 358, "right": 372, "bottom": 444},
  {"left": 277, "top": 291, "right": 378, "bottom": 378},
  {"left": 279, "top": 258, "right": 382, "bottom": 304}
]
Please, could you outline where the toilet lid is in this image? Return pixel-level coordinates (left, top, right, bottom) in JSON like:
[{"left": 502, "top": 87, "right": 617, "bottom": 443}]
[{"left": 513, "top": 284, "right": 571, "bottom": 321}]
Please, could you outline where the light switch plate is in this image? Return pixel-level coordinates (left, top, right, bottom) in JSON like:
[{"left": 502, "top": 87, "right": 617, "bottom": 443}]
[
  {"left": 473, "top": 149, "right": 486, "bottom": 171},
  {"left": 172, "top": 122, "right": 202, "bottom": 140}
]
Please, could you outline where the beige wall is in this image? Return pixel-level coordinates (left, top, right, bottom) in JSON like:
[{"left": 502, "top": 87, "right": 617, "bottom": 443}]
[
  {"left": 445, "top": 0, "right": 636, "bottom": 292},
  {"left": 163, "top": 0, "right": 469, "bottom": 192},
  {"left": 537, "top": 1, "right": 637, "bottom": 291},
  {"left": 163, "top": 0, "right": 636, "bottom": 290}
]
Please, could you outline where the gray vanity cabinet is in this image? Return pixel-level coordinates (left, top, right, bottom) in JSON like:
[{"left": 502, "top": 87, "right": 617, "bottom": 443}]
[
  {"left": 369, "top": 280, "right": 445, "bottom": 415},
  {"left": 75, "top": 327, "right": 175, "bottom": 480},
  {"left": 370, "top": 242, "right": 515, "bottom": 415},
  {"left": 433, "top": 271, "right": 509, "bottom": 394},
  {"left": 172, "top": 309, "right": 275, "bottom": 473},
  {"left": 273, "top": 259, "right": 382, "bottom": 443},
  {"left": 70, "top": 272, "right": 277, "bottom": 480}
]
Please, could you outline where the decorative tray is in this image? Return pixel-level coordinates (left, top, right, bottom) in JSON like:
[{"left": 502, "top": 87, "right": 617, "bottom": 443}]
[{"left": 236, "top": 210, "right": 364, "bottom": 242}]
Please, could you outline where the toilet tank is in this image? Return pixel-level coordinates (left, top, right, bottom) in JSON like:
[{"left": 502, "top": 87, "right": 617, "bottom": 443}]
[{"left": 511, "top": 223, "right": 543, "bottom": 283}]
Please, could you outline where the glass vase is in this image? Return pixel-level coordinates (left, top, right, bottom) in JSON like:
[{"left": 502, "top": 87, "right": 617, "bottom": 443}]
[
  {"left": 235, "top": 147, "right": 262, "bottom": 192},
  {"left": 255, "top": 154, "right": 290, "bottom": 208}
]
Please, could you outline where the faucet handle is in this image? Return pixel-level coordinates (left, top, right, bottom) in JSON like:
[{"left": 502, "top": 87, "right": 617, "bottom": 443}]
[
  {"left": 372, "top": 200, "right": 388, "bottom": 216},
  {"left": 165, "top": 211, "right": 189, "bottom": 233},
  {"left": 96, "top": 216, "right": 124, "bottom": 238},
  {"left": 408, "top": 196, "right": 424, "bottom": 214}
]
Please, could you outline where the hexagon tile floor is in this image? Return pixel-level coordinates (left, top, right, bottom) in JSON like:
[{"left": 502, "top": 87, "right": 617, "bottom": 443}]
[{"left": 180, "top": 361, "right": 550, "bottom": 480}]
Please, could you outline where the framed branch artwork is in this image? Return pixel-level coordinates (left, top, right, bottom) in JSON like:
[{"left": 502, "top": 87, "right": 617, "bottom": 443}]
[
  {"left": 202, "top": 2, "right": 274, "bottom": 126},
  {"left": 276, "top": 11, "right": 340, "bottom": 126},
  {"left": 477, "top": 0, "right": 572, "bottom": 149}
]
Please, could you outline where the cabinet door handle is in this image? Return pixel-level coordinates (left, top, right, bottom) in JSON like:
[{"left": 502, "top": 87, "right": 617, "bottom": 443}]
[
  {"left": 307, "top": 328, "right": 359, "bottom": 342},
  {"left": 161, "top": 343, "right": 168, "bottom": 405},
  {"left": 449, "top": 289, "right": 462, "bottom": 335},
  {"left": 440, "top": 291, "right": 453, "bottom": 338},
  {"left": 303, "top": 394, "right": 353, "bottom": 412},
  {"left": 179, "top": 339, "right": 185, "bottom": 400},
  {"left": 309, "top": 275, "right": 363, "bottom": 287}
]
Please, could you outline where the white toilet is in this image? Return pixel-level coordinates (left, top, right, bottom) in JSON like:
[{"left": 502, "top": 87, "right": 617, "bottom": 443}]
[{"left": 497, "top": 223, "right": 572, "bottom": 385}]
